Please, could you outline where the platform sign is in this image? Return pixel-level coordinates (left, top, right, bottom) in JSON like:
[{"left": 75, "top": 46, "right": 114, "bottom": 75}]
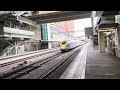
[
  {"left": 115, "top": 15, "right": 120, "bottom": 24},
  {"left": 41, "top": 24, "right": 48, "bottom": 40},
  {"left": 85, "top": 27, "right": 93, "bottom": 37}
]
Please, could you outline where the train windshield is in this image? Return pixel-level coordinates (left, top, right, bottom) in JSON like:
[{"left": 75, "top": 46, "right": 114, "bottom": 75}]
[{"left": 61, "top": 41, "right": 67, "bottom": 44}]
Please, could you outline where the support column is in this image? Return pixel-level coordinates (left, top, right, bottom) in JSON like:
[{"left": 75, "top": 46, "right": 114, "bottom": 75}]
[
  {"left": 116, "top": 27, "right": 120, "bottom": 58},
  {"left": 115, "top": 11, "right": 120, "bottom": 58},
  {"left": 98, "top": 32, "right": 105, "bottom": 53},
  {"left": 91, "top": 11, "right": 96, "bottom": 47},
  {"left": 15, "top": 41, "right": 18, "bottom": 54},
  {"left": 37, "top": 42, "right": 38, "bottom": 50},
  {"left": 28, "top": 41, "right": 31, "bottom": 51},
  {"left": 106, "top": 35, "right": 109, "bottom": 52},
  {"left": 47, "top": 23, "right": 51, "bottom": 49},
  {"left": 114, "top": 28, "right": 118, "bottom": 57}
]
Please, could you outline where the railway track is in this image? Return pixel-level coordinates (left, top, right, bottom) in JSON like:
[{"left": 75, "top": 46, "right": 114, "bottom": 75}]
[
  {"left": 0, "top": 49, "right": 60, "bottom": 68},
  {"left": 0, "top": 52, "right": 64, "bottom": 79},
  {"left": 41, "top": 45, "right": 83, "bottom": 79},
  {"left": 0, "top": 44, "right": 85, "bottom": 79}
]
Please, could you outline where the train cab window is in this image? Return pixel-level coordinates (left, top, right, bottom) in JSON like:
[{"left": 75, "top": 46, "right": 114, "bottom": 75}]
[{"left": 61, "top": 41, "right": 67, "bottom": 44}]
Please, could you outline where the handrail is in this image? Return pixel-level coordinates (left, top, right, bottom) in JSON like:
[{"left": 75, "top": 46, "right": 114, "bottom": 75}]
[
  {"left": 0, "top": 44, "right": 15, "bottom": 56},
  {"left": 3, "top": 46, "right": 14, "bottom": 56}
]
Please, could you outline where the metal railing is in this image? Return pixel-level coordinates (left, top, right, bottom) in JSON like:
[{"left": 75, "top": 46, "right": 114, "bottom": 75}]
[{"left": 0, "top": 44, "right": 15, "bottom": 56}]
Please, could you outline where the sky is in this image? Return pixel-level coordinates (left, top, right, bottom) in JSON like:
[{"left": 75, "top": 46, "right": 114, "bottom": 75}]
[{"left": 73, "top": 17, "right": 98, "bottom": 37}]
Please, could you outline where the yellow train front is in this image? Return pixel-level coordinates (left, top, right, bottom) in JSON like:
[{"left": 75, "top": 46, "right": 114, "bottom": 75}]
[{"left": 60, "top": 41, "right": 69, "bottom": 52}]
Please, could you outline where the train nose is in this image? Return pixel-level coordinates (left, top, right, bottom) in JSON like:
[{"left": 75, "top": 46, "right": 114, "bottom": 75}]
[{"left": 60, "top": 44, "right": 65, "bottom": 49}]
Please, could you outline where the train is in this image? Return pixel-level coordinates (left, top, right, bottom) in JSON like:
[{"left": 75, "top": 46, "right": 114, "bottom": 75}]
[{"left": 60, "top": 39, "right": 87, "bottom": 52}]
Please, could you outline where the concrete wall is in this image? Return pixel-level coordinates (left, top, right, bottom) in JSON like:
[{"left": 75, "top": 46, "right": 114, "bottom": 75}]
[
  {"left": 30, "top": 25, "right": 41, "bottom": 41},
  {"left": 20, "top": 25, "right": 41, "bottom": 41}
]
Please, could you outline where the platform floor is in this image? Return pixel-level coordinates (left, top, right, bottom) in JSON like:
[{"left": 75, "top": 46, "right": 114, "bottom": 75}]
[{"left": 85, "top": 43, "right": 120, "bottom": 79}]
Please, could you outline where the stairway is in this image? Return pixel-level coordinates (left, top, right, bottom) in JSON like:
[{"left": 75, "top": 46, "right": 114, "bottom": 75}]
[{"left": 0, "top": 40, "right": 14, "bottom": 56}]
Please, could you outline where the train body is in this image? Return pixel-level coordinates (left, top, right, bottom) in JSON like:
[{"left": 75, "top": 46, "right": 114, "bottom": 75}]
[{"left": 60, "top": 39, "right": 86, "bottom": 52}]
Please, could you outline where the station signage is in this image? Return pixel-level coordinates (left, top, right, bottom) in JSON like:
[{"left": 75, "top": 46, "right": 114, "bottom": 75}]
[
  {"left": 41, "top": 24, "right": 48, "bottom": 40},
  {"left": 115, "top": 15, "right": 120, "bottom": 24}
]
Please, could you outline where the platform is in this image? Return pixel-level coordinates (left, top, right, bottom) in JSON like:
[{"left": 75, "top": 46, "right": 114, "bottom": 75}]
[
  {"left": 85, "top": 42, "right": 120, "bottom": 79},
  {"left": 60, "top": 41, "right": 120, "bottom": 79}
]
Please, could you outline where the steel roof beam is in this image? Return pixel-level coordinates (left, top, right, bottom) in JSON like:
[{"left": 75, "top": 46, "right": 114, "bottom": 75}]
[
  {"left": 98, "top": 23, "right": 118, "bottom": 29},
  {"left": 27, "top": 11, "right": 91, "bottom": 24},
  {"left": 12, "top": 11, "right": 27, "bottom": 16},
  {"left": 17, "top": 16, "right": 38, "bottom": 27}
]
